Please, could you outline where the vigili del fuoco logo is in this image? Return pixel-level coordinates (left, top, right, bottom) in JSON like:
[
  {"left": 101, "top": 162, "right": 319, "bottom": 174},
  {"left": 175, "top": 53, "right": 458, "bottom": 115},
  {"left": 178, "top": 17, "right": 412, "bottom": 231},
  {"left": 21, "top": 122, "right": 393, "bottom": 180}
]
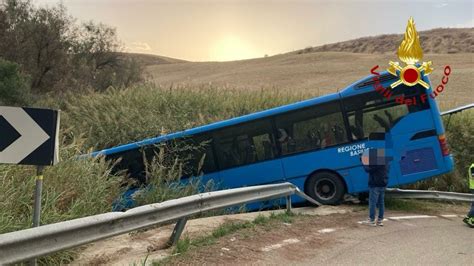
[{"left": 370, "top": 17, "right": 451, "bottom": 106}]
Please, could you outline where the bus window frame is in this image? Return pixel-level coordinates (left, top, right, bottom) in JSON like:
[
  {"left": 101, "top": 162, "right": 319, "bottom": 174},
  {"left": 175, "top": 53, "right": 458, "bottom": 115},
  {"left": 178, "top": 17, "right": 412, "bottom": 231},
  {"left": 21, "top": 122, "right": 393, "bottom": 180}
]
[
  {"left": 273, "top": 99, "right": 350, "bottom": 157},
  {"left": 150, "top": 132, "right": 221, "bottom": 178},
  {"left": 211, "top": 117, "right": 279, "bottom": 171},
  {"left": 342, "top": 85, "right": 430, "bottom": 142}
]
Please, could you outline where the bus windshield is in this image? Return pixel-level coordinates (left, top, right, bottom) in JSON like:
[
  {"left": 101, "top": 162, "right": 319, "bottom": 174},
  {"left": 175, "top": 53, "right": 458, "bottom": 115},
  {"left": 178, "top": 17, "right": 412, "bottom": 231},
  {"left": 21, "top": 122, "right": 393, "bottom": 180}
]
[{"left": 344, "top": 85, "right": 429, "bottom": 140}]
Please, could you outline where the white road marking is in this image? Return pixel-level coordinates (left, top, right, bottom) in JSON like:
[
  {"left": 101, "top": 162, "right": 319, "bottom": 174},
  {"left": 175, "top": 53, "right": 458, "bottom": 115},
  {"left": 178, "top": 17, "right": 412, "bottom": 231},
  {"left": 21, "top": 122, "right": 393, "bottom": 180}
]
[
  {"left": 261, "top": 238, "right": 300, "bottom": 252},
  {"left": 388, "top": 215, "right": 437, "bottom": 220},
  {"left": 402, "top": 222, "right": 416, "bottom": 227},
  {"left": 357, "top": 219, "right": 388, "bottom": 224},
  {"left": 318, "top": 228, "right": 336, "bottom": 233},
  {"left": 283, "top": 239, "right": 300, "bottom": 244},
  {"left": 440, "top": 214, "right": 459, "bottom": 218},
  {"left": 261, "top": 243, "right": 283, "bottom": 252},
  {"left": 357, "top": 215, "right": 461, "bottom": 224}
]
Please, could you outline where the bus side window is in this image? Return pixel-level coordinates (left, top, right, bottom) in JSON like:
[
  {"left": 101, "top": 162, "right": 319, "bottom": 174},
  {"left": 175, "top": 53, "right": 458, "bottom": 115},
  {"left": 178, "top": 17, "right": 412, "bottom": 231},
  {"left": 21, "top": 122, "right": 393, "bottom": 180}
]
[
  {"left": 174, "top": 135, "right": 217, "bottom": 176},
  {"left": 343, "top": 84, "right": 430, "bottom": 140},
  {"left": 214, "top": 119, "right": 275, "bottom": 170},
  {"left": 274, "top": 101, "right": 347, "bottom": 155},
  {"left": 107, "top": 148, "right": 147, "bottom": 184}
]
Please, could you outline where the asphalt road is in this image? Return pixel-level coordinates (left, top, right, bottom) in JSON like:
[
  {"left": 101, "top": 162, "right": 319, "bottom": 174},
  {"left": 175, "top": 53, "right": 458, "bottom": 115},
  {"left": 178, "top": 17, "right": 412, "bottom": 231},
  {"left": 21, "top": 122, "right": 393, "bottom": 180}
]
[{"left": 298, "top": 214, "right": 473, "bottom": 265}]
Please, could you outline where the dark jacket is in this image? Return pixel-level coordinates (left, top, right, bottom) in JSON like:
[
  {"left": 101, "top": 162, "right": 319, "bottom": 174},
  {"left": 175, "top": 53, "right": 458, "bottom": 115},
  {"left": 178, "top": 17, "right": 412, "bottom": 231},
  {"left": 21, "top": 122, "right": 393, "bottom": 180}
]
[{"left": 364, "top": 164, "right": 389, "bottom": 187}]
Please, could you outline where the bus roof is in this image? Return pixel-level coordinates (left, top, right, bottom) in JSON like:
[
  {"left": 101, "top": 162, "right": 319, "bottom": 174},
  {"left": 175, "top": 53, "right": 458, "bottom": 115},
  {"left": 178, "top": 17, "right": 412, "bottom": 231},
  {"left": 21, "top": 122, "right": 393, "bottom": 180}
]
[{"left": 89, "top": 71, "right": 395, "bottom": 157}]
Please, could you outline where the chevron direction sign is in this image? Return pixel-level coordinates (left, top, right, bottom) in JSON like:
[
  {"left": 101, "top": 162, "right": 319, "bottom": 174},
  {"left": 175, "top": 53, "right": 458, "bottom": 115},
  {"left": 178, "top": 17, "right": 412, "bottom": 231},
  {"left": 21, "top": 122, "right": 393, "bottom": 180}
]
[{"left": 0, "top": 106, "right": 59, "bottom": 166}]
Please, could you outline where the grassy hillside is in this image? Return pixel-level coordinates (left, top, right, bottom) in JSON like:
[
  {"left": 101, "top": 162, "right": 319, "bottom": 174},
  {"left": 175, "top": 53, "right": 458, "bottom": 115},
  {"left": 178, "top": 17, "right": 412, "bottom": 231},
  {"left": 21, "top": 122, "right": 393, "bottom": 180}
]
[{"left": 295, "top": 28, "right": 474, "bottom": 54}]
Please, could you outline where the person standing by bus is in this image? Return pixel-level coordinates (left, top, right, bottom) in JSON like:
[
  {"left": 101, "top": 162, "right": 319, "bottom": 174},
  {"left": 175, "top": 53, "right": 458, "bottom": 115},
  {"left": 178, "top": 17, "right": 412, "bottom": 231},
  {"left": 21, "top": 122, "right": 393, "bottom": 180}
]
[
  {"left": 463, "top": 163, "right": 474, "bottom": 228},
  {"left": 361, "top": 148, "right": 390, "bottom": 226}
]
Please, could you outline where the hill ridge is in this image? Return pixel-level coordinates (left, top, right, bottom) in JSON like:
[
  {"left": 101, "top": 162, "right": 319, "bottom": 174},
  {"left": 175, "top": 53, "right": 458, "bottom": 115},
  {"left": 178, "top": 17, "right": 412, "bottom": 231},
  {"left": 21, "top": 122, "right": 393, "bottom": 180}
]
[{"left": 294, "top": 28, "right": 473, "bottom": 55}]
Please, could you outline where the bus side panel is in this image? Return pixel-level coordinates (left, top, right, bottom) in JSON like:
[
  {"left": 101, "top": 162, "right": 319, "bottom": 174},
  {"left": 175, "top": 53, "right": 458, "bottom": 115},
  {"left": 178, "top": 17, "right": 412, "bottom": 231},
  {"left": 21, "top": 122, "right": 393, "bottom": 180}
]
[
  {"left": 344, "top": 164, "right": 401, "bottom": 193},
  {"left": 217, "top": 159, "right": 285, "bottom": 189},
  {"left": 281, "top": 146, "right": 356, "bottom": 193}
]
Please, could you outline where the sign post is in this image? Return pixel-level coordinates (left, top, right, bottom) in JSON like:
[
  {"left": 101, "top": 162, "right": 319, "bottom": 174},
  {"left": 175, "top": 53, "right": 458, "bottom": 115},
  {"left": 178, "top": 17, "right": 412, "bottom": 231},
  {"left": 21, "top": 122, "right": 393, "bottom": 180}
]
[
  {"left": 0, "top": 106, "right": 59, "bottom": 265},
  {"left": 32, "top": 166, "right": 45, "bottom": 228}
]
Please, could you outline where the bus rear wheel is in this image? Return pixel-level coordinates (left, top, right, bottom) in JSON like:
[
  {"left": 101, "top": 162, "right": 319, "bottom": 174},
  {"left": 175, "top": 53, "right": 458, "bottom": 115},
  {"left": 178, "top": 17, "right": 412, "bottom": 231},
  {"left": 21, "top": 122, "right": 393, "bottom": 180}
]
[{"left": 306, "top": 172, "right": 345, "bottom": 205}]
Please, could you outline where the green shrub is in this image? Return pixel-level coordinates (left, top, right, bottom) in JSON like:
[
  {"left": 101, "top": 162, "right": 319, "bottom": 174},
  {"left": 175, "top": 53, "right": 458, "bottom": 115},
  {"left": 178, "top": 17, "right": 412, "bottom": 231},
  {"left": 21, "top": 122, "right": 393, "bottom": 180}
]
[
  {"left": 0, "top": 58, "right": 31, "bottom": 106},
  {"left": 0, "top": 0, "right": 144, "bottom": 93}
]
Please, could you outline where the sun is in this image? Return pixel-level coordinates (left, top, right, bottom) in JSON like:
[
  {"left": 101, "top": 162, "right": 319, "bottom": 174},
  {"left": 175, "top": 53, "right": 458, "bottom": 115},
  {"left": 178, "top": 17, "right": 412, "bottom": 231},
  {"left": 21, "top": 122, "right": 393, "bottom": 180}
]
[{"left": 209, "top": 35, "right": 260, "bottom": 61}]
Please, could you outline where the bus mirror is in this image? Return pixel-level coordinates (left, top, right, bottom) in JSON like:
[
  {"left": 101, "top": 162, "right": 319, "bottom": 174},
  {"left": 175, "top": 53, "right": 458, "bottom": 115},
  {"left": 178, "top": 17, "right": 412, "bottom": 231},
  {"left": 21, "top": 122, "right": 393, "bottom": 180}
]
[{"left": 369, "top": 132, "right": 386, "bottom": 140}]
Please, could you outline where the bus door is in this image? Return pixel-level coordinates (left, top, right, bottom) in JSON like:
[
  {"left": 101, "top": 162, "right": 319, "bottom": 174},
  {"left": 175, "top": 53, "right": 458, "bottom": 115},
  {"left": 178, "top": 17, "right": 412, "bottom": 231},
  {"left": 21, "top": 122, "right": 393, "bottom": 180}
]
[{"left": 213, "top": 119, "right": 285, "bottom": 188}]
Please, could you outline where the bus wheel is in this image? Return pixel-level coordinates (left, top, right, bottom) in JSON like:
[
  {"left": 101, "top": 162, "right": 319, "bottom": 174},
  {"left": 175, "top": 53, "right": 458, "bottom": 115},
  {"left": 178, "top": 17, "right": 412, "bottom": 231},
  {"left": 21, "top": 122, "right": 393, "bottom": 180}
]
[{"left": 306, "top": 172, "right": 345, "bottom": 205}]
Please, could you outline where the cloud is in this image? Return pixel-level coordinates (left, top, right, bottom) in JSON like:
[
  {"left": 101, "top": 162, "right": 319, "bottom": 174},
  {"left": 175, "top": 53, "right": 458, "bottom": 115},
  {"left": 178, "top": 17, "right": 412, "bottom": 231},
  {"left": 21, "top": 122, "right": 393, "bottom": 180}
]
[
  {"left": 434, "top": 3, "right": 448, "bottom": 8},
  {"left": 127, "top": 42, "right": 153, "bottom": 53}
]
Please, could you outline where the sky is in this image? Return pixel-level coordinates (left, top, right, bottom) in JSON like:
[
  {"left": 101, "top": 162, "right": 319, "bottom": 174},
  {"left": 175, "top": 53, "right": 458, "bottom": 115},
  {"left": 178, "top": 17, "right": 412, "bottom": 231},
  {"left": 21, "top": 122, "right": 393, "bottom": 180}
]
[{"left": 35, "top": 0, "right": 473, "bottom": 62}]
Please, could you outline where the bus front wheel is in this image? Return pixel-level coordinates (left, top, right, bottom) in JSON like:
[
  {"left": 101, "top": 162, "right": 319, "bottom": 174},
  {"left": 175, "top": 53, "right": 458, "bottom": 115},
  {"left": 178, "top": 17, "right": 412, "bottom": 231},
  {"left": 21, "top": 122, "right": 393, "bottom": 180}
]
[{"left": 306, "top": 172, "right": 345, "bottom": 205}]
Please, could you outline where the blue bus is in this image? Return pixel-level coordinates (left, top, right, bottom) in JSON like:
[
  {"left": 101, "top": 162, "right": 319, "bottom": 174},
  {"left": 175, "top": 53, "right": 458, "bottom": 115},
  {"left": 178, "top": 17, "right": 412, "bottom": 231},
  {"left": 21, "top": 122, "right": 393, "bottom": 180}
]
[{"left": 90, "top": 71, "right": 454, "bottom": 205}]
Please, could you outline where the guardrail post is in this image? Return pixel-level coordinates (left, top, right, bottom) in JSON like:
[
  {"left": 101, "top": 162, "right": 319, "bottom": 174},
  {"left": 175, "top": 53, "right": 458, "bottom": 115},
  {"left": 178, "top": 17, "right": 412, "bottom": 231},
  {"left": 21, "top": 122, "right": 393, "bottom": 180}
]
[
  {"left": 167, "top": 217, "right": 188, "bottom": 247},
  {"left": 286, "top": 195, "right": 292, "bottom": 212}
]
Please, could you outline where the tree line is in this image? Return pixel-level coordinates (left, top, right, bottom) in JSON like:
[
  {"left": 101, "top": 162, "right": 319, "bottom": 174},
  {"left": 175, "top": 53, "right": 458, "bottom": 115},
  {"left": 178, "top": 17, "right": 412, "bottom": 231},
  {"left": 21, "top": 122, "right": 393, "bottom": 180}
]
[{"left": 0, "top": 0, "right": 144, "bottom": 105}]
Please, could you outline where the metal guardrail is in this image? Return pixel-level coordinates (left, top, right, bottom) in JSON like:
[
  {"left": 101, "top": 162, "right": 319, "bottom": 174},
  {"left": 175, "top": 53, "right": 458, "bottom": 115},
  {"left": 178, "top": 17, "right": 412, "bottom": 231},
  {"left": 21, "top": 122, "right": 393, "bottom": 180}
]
[
  {"left": 386, "top": 188, "right": 474, "bottom": 202},
  {"left": 0, "top": 182, "right": 320, "bottom": 265},
  {"left": 440, "top": 103, "right": 474, "bottom": 116}
]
